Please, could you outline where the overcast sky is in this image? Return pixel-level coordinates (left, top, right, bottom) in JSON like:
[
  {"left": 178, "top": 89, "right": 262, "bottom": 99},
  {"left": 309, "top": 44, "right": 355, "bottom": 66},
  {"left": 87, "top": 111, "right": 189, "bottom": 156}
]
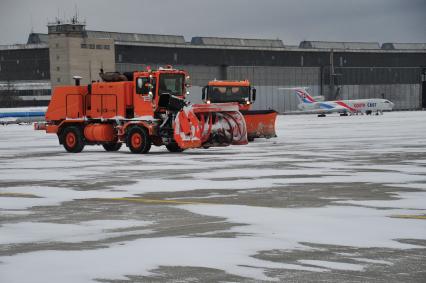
[{"left": 0, "top": 0, "right": 425, "bottom": 45}]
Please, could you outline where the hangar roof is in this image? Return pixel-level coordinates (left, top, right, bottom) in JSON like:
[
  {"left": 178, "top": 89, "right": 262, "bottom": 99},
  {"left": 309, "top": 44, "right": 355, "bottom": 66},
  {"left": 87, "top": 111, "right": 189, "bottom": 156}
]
[
  {"left": 27, "top": 33, "right": 49, "bottom": 44},
  {"left": 299, "top": 40, "right": 381, "bottom": 50},
  {"left": 27, "top": 31, "right": 186, "bottom": 45},
  {"left": 86, "top": 31, "right": 186, "bottom": 45},
  {"left": 191, "top": 37, "right": 284, "bottom": 48},
  {"left": 23, "top": 32, "right": 425, "bottom": 52},
  {"left": 381, "top": 43, "right": 426, "bottom": 50}
]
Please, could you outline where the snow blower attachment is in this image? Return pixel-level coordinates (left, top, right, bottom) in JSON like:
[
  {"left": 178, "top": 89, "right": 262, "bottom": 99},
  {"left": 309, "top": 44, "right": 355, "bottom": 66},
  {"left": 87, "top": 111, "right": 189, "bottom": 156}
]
[
  {"left": 173, "top": 103, "right": 247, "bottom": 149},
  {"left": 202, "top": 80, "right": 277, "bottom": 141},
  {"left": 36, "top": 66, "right": 247, "bottom": 153}
]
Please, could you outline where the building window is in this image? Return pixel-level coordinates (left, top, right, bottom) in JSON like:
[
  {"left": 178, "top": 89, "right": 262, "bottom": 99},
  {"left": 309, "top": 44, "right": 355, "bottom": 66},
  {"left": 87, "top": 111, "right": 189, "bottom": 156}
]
[
  {"left": 81, "top": 44, "right": 87, "bottom": 49},
  {"left": 57, "top": 77, "right": 61, "bottom": 82},
  {"left": 56, "top": 66, "right": 60, "bottom": 71},
  {"left": 118, "top": 54, "right": 123, "bottom": 62},
  {"left": 96, "top": 45, "right": 103, "bottom": 49},
  {"left": 89, "top": 44, "right": 95, "bottom": 49},
  {"left": 56, "top": 55, "right": 60, "bottom": 60},
  {"left": 55, "top": 43, "right": 59, "bottom": 48},
  {"left": 104, "top": 45, "right": 110, "bottom": 50}
]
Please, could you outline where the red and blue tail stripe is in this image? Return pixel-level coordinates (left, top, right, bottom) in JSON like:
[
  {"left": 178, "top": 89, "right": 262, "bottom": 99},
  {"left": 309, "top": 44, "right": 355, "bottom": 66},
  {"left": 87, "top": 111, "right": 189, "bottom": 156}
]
[{"left": 295, "top": 89, "right": 316, "bottom": 103}]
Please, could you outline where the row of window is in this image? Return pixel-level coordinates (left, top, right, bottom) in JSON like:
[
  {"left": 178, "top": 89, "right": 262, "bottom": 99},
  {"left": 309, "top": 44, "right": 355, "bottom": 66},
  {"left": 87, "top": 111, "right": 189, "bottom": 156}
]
[
  {"left": 0, "top": 89, "right": 51, "bottom": 96},
  {"left": 81, "top": 44, "right": 111, "bottom": 50}
]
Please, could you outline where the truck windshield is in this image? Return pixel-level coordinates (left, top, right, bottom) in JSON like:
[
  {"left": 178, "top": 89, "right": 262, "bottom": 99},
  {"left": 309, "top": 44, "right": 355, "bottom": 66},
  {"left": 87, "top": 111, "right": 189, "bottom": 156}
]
[
  {"left": 159, "top": 74, "right": 184, "bottom": 96},
  {"left": 208, "top": 86, "right": 250, "bottom": 103}
]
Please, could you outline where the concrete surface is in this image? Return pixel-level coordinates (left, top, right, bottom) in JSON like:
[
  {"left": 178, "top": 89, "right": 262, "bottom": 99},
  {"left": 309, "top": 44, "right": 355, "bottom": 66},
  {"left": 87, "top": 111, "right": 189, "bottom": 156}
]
[{"left": 0, "top": 111, "right": 425, "bottom": 282}]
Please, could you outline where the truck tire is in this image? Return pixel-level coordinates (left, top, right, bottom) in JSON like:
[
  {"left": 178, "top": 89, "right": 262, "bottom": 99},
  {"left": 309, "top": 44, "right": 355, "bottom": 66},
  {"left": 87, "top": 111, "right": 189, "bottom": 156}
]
[
  {"left": 61, "top": 126, "right": 85, "bottom": 153},
  {"left": 166, "top": 143, "right": 184, "bottom": 153},
  {"left": 102, "top": 142, "right": 122, "bottom": 152},
  {"left": 126, "top": 126, "right": 151, "bottom": 154}
]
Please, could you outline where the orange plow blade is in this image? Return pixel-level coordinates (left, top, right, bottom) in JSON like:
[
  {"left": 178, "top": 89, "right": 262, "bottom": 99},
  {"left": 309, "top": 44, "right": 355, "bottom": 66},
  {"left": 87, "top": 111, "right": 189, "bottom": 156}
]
[
  {"left": 173, "top": 103, "right": 248, "bottom": 149},
  {"left": 240, "top": 110, "right": 278, "bottom": 140}
]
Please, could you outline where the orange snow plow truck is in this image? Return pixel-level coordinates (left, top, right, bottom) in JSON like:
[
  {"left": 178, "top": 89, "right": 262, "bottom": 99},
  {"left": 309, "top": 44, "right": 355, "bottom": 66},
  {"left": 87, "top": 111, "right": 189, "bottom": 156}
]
[
  {"left": 36, "top": 66, "right": 247, "bottom": 153},
  {"left": 202, "top": 80, "right": 277, "bottom": 141}
]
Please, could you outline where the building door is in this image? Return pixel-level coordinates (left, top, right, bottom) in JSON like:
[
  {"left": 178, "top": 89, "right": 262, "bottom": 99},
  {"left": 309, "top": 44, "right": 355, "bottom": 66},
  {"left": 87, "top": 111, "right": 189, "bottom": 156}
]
[
  {"left": 422, "top": 81, "right": 426, "bottom": 109},
  {"left": 422, "top": 68, "right": 426, "bottom": 109}
]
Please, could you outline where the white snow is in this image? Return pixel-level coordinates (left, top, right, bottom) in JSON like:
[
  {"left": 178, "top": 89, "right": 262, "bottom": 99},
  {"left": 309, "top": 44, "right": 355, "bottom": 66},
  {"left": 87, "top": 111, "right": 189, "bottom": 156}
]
[
  {"left": 298, "top": 260, "right": 364, "bottom": 271},
  {"left": 0, "top": 220, "right": 153, "bottom": 245},
  {"left": 1, "top": 111, "right": 426, "bottom": 281},
  {"left": 351, "top": 258, "right": 393, "bottom": 265},
  {"left": 182, "top": 204, "right": 426, "bottom": 250},
  {"left": 335, "top": 191, "right": 426, "bottom": 210}
]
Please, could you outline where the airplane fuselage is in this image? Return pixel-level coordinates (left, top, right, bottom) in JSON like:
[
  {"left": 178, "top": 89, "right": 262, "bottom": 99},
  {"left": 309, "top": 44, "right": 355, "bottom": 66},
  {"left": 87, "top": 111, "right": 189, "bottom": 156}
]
[
  {"left": 0, "top": 107, "right": 46, "bottom": 124},
  {"left": 298, "top": 99, "right": 394, "bottom": 113}
]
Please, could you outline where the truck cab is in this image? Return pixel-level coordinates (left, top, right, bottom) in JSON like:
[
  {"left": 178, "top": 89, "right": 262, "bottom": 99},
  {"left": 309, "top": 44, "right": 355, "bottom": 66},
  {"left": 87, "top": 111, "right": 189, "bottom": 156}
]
[
  {"left": 202, "top": 80, "right": 256, "bottom": 111},
  {"left": 133, "top": 67, "right": 189, "bottom": 117},
  {"left": 201, "top": 80, "right": 277, "bottom": 141}
]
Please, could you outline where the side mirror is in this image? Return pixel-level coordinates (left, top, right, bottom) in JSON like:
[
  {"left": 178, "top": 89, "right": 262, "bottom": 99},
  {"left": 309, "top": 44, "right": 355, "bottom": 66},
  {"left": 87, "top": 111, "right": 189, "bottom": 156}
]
[
  {"left": 202, "top": 86, "right": 207, "bottom": 100},
  {"left": 185, "top": 75, "right": 191, "bottom": 87},
  {"left": 252, "top": 88, "right": 257, "bottom": 101}
]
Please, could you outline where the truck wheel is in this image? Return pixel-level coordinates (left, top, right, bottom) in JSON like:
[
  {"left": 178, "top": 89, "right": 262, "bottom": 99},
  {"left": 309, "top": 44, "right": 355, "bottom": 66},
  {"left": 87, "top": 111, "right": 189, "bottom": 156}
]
[
  {"left": 126, "top": 127, "right": 151, "bottom": 154},
  {"left": 61, "top": 126, "right": 85, "bottom": 153},
  {"left": 102, "top": 142, "right": 122, "bottom": 152},
  {"left": 166, "top": 143, "right": 184, "bottom": 153}
]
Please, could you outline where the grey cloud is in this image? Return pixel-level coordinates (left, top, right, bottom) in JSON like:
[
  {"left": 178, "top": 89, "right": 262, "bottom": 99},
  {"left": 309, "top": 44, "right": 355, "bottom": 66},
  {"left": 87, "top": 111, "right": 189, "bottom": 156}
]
[{"left": 0, "top": 0, "right": 424, "bottom": 45}]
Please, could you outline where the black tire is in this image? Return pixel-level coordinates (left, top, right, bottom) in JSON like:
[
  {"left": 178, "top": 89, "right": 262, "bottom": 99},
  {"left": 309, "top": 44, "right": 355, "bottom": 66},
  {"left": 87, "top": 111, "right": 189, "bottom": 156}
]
[
  {"left": 166, "top": 143, "right": 184, "bottom": 153},
  {"left": 102, "top": 142, "right": 122, "bottom": 152},
  {"left": 126, "top": 126, "right": 151, "bottom": 154},
  {"left": 61, "top": 126, "right": 85, "bottom": 153}
]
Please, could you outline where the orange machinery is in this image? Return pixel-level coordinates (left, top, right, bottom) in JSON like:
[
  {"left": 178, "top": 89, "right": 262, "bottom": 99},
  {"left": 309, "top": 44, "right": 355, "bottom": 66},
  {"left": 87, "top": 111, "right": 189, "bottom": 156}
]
[
  {"left": 202, "top": 80, "right": 277, "bottom": 141},
  {"left": 36, "top": 66, "right": 247, "bottom": 153}
]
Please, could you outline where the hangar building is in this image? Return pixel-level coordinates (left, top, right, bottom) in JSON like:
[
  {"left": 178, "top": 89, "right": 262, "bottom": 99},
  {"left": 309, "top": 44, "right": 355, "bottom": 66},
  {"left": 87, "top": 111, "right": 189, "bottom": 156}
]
[{"left": 0, "top": 19, "right": 425, "bottom": 112}]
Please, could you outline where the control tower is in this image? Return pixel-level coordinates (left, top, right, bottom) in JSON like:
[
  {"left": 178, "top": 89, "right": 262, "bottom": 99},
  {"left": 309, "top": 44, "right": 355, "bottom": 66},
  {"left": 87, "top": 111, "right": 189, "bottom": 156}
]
[{"left": 48, "top": 16, "right": 115, "bottom": 86}]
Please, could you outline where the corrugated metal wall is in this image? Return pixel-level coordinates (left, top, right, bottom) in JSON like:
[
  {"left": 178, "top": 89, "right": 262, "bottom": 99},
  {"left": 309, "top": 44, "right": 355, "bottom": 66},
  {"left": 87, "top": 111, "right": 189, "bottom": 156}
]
[
  {"left": 117, "top": 63, "right": 422, "bottom": 112},
  {"left": 226, "top": 66, "right": 321, "bottom": 113},
  {"left": 225, "top": 66, "right": 421, "bottom": 112}
]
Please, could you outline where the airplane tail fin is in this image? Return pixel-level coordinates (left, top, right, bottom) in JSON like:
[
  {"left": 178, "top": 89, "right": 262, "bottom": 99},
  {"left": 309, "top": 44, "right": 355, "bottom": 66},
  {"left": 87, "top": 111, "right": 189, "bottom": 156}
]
[{"left": 294, "top": 88, "right": 316, "bottom": 104}]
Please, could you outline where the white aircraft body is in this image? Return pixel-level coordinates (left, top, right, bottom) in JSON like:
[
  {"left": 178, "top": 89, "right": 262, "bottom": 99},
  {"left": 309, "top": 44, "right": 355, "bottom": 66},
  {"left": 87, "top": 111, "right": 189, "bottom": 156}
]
[
  {"left": 0, "top": 107, "right": 46, "bottom": 125},
  {"left": 291, "top": 88, "right": 394, "bottom": 116}
]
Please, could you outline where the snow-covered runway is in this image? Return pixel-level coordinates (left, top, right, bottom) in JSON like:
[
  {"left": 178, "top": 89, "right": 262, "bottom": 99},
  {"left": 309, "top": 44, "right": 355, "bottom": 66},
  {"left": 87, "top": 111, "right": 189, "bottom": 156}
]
[{"left": 1, "top": 112, "right": 425, "bottom": 282}]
